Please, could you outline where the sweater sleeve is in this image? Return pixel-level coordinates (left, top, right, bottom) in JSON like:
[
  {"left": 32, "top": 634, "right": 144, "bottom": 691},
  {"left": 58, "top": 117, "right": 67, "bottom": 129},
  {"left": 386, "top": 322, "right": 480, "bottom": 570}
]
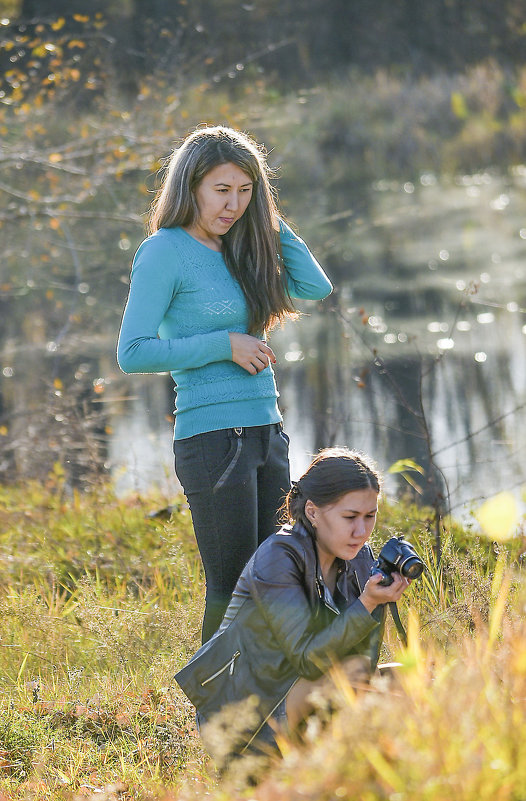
[
  {"left": 279, "top": 219, "right": 333, "bottom": 300},
  {"left": 117, "top": 236, "right": 232, "bottom": 374},
  {"left": 249, "top": 541, "right": 379, "bottom": 680}
]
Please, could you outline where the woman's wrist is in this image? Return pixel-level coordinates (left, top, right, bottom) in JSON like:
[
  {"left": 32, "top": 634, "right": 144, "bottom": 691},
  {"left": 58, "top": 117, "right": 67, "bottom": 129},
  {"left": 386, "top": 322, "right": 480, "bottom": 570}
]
[{"left": 358, "top": 592, "right": 377, "bottom": 615}]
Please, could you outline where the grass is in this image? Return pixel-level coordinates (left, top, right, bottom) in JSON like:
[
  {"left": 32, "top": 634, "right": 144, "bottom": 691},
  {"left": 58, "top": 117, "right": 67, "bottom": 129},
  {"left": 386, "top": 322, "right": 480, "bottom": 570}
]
[
  {"left": 0, "top": 476, "right": 209, "bottom": 798},
  {"left": 0, "top": 476, "right": 524, "bottom": 799}
]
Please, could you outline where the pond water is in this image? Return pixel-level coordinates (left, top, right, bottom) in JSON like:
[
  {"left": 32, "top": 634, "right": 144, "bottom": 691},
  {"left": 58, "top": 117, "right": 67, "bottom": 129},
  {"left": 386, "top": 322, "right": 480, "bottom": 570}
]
[{"left": 109, "top": 169, "right": 526, "bottom": 519}]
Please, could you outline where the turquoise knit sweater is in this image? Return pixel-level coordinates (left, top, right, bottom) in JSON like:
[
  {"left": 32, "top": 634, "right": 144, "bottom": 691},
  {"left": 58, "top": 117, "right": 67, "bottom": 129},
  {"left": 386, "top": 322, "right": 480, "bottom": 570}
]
[{"left": 117, "top": 220, "right": 332, "bottom": 439}]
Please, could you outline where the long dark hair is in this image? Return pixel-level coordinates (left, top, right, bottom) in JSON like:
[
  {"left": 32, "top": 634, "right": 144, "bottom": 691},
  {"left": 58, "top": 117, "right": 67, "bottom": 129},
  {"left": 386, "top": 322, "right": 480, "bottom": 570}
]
[
  {"left": 284, "top": 447, "right": 382, "bottom": 534},
  {"left": 149, "top": 125, "right": 297, "bottom": 335}
]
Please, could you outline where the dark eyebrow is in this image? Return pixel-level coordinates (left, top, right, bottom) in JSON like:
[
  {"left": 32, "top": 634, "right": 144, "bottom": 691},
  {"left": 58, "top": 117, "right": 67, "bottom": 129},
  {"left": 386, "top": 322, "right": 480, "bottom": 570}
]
[
  {"left": 213, "top": 181, "right": 253, "bottom": 188},
  {"left": 344, "top": 508, "right": 378, "bottom": 515}
]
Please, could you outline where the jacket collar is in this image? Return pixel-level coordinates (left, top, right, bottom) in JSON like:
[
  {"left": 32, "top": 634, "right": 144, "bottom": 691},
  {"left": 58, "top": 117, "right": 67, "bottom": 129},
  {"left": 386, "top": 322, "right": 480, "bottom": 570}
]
[{"left": 283, "top": 522, "right": 372, "bottom": 605}]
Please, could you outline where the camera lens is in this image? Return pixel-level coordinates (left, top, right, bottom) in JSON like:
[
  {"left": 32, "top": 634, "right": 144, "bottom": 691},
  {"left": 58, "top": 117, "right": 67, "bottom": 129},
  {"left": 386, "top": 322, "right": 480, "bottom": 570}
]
[{"left": 402, "top": 558, "right": 424, "bottom": 579}]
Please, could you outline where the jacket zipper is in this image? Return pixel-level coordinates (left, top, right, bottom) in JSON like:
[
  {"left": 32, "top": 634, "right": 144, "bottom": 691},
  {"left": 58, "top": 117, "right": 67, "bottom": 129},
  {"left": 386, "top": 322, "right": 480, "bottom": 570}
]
[
  {"left": 316, "top": 576, "right": 340, "bottom": 615},
  {"left": 200, "top": 651, "right": 241, "bottom": 686},
  {"left": 354, "top": 569, "right": 363, "bottom": 594},
  {"left": 241, "top": 678, "right": 299, "bottom": 753}
]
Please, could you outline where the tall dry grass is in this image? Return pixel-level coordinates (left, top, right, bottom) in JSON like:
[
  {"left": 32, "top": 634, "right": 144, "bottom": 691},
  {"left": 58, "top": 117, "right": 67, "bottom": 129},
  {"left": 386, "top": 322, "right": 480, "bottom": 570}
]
[{"left": 0, "top": 479, "right": 524, "bottom": 799}]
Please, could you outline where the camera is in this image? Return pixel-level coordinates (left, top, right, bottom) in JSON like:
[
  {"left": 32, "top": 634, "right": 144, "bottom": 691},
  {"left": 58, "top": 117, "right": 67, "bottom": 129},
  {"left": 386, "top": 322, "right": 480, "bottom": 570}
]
[{"left": 371, "top": 535, "right": 424, "bottom": 586}]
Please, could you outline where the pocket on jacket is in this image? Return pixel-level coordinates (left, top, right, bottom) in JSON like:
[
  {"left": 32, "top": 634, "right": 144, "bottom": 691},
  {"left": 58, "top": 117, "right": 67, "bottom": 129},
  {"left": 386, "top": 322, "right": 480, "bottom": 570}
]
[
  {"left": 201, "top": 650, "right": 241, "bottom": 686},
  {"left": 175, "top": 645, "right": 243, "bottom": 713}
]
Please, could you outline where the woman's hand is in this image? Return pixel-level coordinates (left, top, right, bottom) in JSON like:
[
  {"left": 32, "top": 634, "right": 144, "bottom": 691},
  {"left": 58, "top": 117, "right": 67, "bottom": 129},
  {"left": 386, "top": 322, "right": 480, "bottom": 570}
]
[
  {"left": 359, "top": 572, "right": 410, "bottom": 614},
  {"left": 229, "top": 333, "right": 277, "bottom": 375}
]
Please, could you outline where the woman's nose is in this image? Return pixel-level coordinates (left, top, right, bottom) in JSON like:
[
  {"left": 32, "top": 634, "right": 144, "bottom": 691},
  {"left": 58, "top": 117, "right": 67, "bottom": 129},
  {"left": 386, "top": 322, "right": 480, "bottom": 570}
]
[
  {"left": 226, "top": 192, "right": 239, "bottom": 210},
  {"left": 354, "top": 518, "right": 366, "bottom": 537}
]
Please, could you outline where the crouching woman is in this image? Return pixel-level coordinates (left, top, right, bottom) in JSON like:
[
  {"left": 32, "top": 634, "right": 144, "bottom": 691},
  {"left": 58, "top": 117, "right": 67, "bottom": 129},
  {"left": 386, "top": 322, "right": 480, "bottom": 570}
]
[{"left": 174, "top": 447, "right": 411, "bottom": 757}]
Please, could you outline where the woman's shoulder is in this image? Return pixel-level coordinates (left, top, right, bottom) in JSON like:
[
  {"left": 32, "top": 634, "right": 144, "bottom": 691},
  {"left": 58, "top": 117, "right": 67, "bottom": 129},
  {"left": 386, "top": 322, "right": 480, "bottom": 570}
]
[
  {"left": 131, "top": 227, "right": 190, "bottom": 267},
  {"left": 273, "top": 523, "right": 313, "bottom": 550},
  {"left": 137, "top": 226, "right": 186, "bottom": 250},
  {"left": 252, "top": 524, "right": 313, "bottom": 575}
]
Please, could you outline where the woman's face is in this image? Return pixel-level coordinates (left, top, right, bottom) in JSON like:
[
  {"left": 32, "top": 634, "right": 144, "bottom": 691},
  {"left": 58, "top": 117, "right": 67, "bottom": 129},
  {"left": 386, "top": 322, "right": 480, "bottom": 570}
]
[
  {"left": 192, "top": 162, "right": 253, "bottom": 242},
  {"left": 306, "top": 488, "right": 378, "bottom": 564}
]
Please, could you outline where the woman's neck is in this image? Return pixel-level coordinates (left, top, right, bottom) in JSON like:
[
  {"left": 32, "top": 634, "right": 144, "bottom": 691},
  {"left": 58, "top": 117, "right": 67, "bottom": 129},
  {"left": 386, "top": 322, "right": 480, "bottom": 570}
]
[
  {"left": 183, "top": 224, "right": 222, "bottom": 252},
  {"left": 317, "top": 548, "right": 338, "bottom": 593}
]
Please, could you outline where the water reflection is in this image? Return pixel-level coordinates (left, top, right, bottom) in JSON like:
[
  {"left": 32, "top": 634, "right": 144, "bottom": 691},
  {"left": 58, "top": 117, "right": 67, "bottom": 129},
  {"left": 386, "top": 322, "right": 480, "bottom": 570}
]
[
  {"left": 276, "top": 306, "right": 526, "bottom": 513},
  {"left": 109, "top": 375, "right": 179, "bottom": 497}
]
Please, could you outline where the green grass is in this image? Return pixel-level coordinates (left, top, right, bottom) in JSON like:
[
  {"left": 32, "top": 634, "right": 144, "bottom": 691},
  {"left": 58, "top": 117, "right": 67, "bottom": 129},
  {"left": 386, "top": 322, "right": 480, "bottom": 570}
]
[{"left": 0, "top": 477, "right": 524, "bottom": 799}]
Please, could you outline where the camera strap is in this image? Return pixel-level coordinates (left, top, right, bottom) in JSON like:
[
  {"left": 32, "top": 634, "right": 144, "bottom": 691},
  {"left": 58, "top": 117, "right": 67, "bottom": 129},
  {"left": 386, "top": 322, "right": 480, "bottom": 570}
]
[{"left": 388, "top": 602, "right": 408, "bottom": 647}]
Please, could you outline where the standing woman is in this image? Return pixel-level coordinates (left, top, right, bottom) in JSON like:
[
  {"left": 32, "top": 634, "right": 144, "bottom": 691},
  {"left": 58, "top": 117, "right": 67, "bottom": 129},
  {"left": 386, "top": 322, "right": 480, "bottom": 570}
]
[{"left": 117, "top": 126, "right": 332, "bottom": 642}]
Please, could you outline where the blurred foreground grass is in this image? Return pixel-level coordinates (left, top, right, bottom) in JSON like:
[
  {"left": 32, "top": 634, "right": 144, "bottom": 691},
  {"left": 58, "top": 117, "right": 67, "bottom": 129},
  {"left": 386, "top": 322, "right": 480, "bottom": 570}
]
[{"left": 0, "top": 475, "right": 525, "bottom": 800}]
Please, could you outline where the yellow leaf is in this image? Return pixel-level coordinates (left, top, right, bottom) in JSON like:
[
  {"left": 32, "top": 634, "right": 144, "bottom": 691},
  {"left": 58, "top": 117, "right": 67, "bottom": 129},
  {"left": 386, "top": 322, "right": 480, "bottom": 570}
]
[
  {"left": 388, "top": 458, "right": 424, "bottom": 475},
  {"left": 0, "top": 426, "right": 8, "bottom": 436},
  {"left": 49, "top": 152, "right": 62, "bottom": 163},
  {"left": 511, "top": 88, "right": 526, "bottom": 109},
  {"left": 52, "top": 462, "right": 65, "bottom": 477},
  {"left": 512, "top": 642, "right": 526, "bottom": 674},
  {"left": 475, "top": 491, "right": 520, "bottom": 542},
  {"left": 53, "top": 378, "right": 63, "bottom": 390},
  {"left": 32, "top": 44, "right": 48, "bottom": 58},
  {"left": 360, "top": 743, "right": 404, "bottom": 793},
  {"left": 73, "top": 14, "right": 89, "bottom": 22},
  {"left": 51, "top": 17, "right": 66, "bottom": 31},
  {"left": 49, "top": 219, "right": 61, "bottom": 230},
  {"left": 68, "top": 40, "right": 86, "bottom": 49},
  {"left": 451, "top": 92, "right": 468, "bottom": 119}
]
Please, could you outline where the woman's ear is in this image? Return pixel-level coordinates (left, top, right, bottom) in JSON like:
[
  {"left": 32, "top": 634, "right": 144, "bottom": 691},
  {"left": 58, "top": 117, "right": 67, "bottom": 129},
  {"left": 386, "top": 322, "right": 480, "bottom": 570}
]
[{"left": 304, "top": 499, "right": 317, "bottom": 527}]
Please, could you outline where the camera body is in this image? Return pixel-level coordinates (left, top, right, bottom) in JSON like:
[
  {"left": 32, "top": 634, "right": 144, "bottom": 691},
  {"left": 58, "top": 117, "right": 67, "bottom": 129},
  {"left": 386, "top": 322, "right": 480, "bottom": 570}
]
[{"left": 371, "top": 535, "right": 424, "bottom": 586}]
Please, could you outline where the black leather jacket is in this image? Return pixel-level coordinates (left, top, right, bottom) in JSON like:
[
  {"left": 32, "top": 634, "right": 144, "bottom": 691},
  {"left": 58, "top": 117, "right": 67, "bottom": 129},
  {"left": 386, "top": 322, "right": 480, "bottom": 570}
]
[{"left": 175, "top": 523, "right": 385, "bottom": 751}]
